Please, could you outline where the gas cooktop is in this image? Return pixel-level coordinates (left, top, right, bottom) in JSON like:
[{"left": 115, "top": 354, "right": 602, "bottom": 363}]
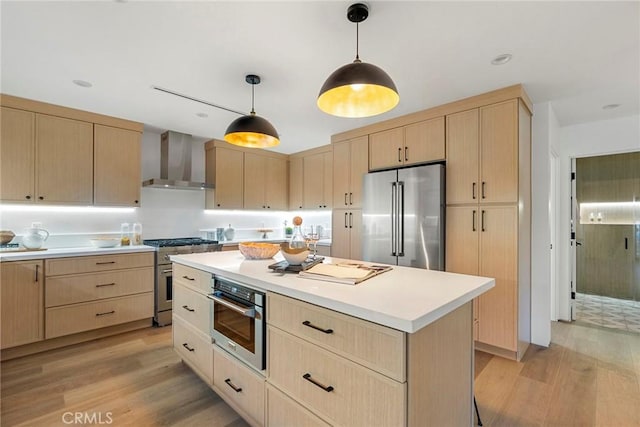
[{"left": 143, "top": 237, "right": 219, "bottom": 247}]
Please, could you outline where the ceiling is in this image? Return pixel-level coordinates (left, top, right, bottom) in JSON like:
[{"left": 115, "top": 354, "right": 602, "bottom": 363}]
[{"left": 1, "top": 1, "right": 638, "bottom": 154}]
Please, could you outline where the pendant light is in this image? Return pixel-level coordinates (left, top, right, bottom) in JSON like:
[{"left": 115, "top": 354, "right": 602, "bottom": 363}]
[
  {"left": 224, "top": 74, "right": 280, "bottom": 148},
  {"left": 317, "top": 3, "right": 399, "bottom": 118}
]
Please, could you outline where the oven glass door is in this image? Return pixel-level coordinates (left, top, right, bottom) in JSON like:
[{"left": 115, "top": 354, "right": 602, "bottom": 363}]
[{"left": 213, "top": 292, "right": 256, "bottom": 354}]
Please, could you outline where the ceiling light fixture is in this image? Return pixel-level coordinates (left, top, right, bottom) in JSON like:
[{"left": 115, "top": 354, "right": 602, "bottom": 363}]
[
  {"left": 72, "top": 79, "right": 93, "bottom": 88},
  {"left": 317, "top": 3, "right": 399, "bottom": 118},
  {"left": 602, "top": 103, "right": 621, "bottom": 110},
  {"left": 224, "top": 74, "right": 279, "bottom": 148},
  {"left": 491, "top": 54, "right": 512, "bottom": 65}
]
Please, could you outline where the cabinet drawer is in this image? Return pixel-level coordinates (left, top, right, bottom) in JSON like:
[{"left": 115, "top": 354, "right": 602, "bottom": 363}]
[
  {"left": 213, "top": 346, "right": 265, "bottom": 426},
  {"left": 268, "top": 293, "right": 405, "bottom": 382},
  {"left": 268, "top": 326, "right": 406, "bottom": 427},
  {"left": 173, "top": 316, "right": 213, "bottom": 384},
  {"left": 45, "top": 252, "right": 153, "bottom": 276},
  {"left": 266, "top": 384, "right": 330, "bottom": 427},
  {"left": 45, "top": 292, "right": 153, "bottom": 338},
  {"left": 45, "top": 267, "right": 153, "bottom": 307},
  {"left": 173, "top": 263, "right": 212, "bottom": 295},
  {"left": 173, "top": 282, "right": 210, "bottom": 335}
]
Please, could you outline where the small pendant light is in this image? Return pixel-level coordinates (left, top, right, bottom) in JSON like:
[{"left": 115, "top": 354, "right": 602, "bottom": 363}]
[
  {"left": 317, "top": 3, "right": 399, "bottom": 118},
  {"left": 224, "top": 74, "right": 280, "bottom": 148}
]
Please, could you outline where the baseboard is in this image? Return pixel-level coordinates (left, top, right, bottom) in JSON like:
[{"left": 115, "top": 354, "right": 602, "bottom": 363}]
[{"left": 474, "top": 341, "right": 518, "bottom": 361}]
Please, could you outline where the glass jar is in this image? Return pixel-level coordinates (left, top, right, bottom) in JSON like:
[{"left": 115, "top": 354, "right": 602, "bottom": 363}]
[
  {"left": 132, "top": 223, "right": 142, "bottom": 245},
  {"left": 120, "top": 223, "right": 130, "bottom": 246},
  {"left": 289, "top": 216, "right": 306, "bottom": 250}
]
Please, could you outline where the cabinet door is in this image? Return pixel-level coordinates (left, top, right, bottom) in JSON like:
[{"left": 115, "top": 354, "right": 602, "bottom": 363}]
[
  {"left": 369, "top": 128, "right": 403, "bottom": 171},
  {"left": 289, "top": 157, "right": 303, "bottom": 210},
  {"left": 331, "top": 209, "right": 351, "bottom": 259},
  {"left": 348, "top": 209, "right": 363, "bottom": 261},
  {"left": 322, "top": 151, "right": 333, "bottom": 209},
  {"left": 0, "top": 260, "right": 44, "bottom": 349},
  {"left": 480, "top": 100, "right": 518, "bottom": 203},
  {"left": 478, "top": 206, "right": 518, "bottom": 351},
  {"left": 243, "top": 152, "right": 266, "bottom": 209},
  {"left": 93, "top": 125, "right": 141, "bottom": 206},
  {"left": 333, "top": 141, "right": 351, "bottom": 207},
  {"left": 266, "top": 156, "right": 288, "bottom": 210},
  {"left": 214, "top": 147, "right": 244, "bottom": 209},
  {"left": 348, "top": 136, "right": 369, "bottom": 208},
  {"left": 404, "top": 117, "right": 445, "bottom": 166},
  {"left": 0, "top": 107, "right": 35, "bottom": 202},
  {"left": 36, "top": 114, "right": 93, "bottom": 204},
  {"left": 303, "top": 153, "right": 325, "bottom": 209},
  {"left": 445, "top": 206, "right": 479, "bottom": 275},
  {"left": 446, "top": 109, "right": 479, "bottom": 205}
]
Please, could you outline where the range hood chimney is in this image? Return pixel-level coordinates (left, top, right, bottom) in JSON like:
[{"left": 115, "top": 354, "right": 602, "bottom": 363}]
[{"left": 142, "top": 131, "right": 213, "bottom": 190}]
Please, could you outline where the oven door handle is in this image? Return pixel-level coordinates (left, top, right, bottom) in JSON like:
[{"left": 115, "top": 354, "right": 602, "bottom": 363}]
[{"left": 207, "top": 294, "right": 256, "bottom": 318}]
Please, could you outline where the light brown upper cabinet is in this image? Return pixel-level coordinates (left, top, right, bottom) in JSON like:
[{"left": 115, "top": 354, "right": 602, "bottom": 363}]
[
  {"left": 446, "top": 101, "right": 518, "bottom": 205},
  {"left": 333, "top": 136, "right": 369, "bottom": 209},
  {"left": 369, "top": 117, "right": 445, "bottom": 171},
  {"left": 1, "top": 95, "right": 144, "bottom": 206},
  {"left": 94, "top": 125, "right": 141, "bottom": 207},
  {"left": 303, "top": 149, "right": 333, "bottom": 210},
  {"left": 205, "top": 143, "right": 244, "bottom": 209},
  {"left": 37, "top": 114, "right": 94, "bottom": 205},
  {"left": 243, "top": 152, "right": 288, "bottom": 210},
  {"left": 1, "top": 107, "right": 35, "bottom": 202},
  {"left": 289, "top": 157, "right": 303, "bottom": 210}
]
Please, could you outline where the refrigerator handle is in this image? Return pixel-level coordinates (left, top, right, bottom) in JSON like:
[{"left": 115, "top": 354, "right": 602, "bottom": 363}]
[
  {"left": 398, "top": 181, "right": 405, "bottom": 256},
  {"left": 391, "top": 182, "right": 397, "bottom": 256}
]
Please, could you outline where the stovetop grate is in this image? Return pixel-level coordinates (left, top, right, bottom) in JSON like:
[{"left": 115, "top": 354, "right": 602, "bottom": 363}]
[{"left": 143, "top": 237, "right": 219, "bottom": 247}]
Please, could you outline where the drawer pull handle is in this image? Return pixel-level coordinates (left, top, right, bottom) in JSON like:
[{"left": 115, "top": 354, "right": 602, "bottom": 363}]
[
  {"left": 96, "top": 261, "right": 116, "bottom": 265},
  {"left": 182, "top": 275, "right": 195, "bottom": 281},
  {"left": 303, "top": 373, "right": 334, "bottom": 392},
  {"left": 302, "top": 320, "right": 333, "bottom": 334},
  {"left": 96, "top": 310, "right": 115, "bottom": 317},
  {"left": 182, "top": 343, "right": 195, "bottom": 352},
  {"left": 96, "top": 282, "right": 116, "bottom": 288},
  {"left": 224, "top": 378, "right": 243, "bottom": 393},
  {"left": 182, "top": 305, "right": 195, "bottom": 312}
]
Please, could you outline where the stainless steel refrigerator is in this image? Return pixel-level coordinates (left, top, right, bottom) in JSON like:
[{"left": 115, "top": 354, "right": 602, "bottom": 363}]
[{"left": 362, "top": 164, "right": 444, "bottom": 270}]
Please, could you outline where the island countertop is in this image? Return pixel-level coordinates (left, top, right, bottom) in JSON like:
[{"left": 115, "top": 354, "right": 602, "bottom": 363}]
[{"left": 171, "top": 251, "right": 494, "bottom": 333}]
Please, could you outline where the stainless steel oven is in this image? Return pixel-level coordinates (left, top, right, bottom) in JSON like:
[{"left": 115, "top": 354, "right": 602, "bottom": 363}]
[
  {"left": 209, "top": 276, "right": 265, "bottom": 371},
  {"left": 144, "top": 238, "right": 222, "bottom": 326}
]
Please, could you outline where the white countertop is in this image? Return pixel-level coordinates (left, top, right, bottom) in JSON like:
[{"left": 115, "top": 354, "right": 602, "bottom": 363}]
[
  {"left": 0, "top": 245, "right": 156, "bottom": 261},
  {"left": 171, "top": 251, "right": 494, "bottom": 333},
  {"left": 221, "top": 238, "right": 332, "bottom": 247}
]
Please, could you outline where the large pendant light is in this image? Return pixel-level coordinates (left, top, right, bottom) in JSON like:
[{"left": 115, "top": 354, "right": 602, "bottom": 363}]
[
  {"left": 224, "top": 74, "right": 280, "bottom": 148},
  {"left": 317, "top": 3, "right": 399, "bottom": 118}
]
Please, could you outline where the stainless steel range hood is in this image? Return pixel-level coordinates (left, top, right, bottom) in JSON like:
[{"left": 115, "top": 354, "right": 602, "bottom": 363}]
[{"left": 142, "top": 131, "right": 213, "bottom": 190}]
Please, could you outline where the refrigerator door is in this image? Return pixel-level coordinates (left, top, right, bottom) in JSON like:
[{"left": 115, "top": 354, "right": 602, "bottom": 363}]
[
  {"left": 397, "top": 164, "right": 445, "bottom": 270},
  {"left": 362, "top": 169, "right": 399, "bottom": 265}
]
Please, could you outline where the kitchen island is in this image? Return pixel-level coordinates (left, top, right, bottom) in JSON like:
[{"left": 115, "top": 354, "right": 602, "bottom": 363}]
[{"left": 171, "top": 251, "right": 494, "bottom": 427}]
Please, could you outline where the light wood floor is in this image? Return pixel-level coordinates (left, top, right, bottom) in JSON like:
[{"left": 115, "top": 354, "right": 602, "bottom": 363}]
[{"left": 2, "top": 321, "right": 639, "bottom": 426}]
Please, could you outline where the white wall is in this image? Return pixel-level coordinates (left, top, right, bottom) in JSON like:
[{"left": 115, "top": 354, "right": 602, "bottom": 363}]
[
  {"left": 0, "top": 129, "right": 330, "bottom": 246},
  {"left": 554, "top": 114, "right": 640, "bottom": 320}
]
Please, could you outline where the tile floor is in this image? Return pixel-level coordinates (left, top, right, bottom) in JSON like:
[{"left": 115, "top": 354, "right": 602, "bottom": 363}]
[{"left": 575, "top": 292, "right": 640, "bottom": 333}]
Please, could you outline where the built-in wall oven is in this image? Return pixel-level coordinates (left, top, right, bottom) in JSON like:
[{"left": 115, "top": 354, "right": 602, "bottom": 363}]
[{"left": 209, "top": 275, "right": 265, "bottom": 372}]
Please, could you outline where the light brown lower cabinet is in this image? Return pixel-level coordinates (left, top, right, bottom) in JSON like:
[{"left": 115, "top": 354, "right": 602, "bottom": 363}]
[
  {"left": 173, "top": 316, "right": 213, "bottom": 384},
  {"left": 213, "top": 346, "right": 265, "bottom": 427},
  {"left": 0, "top": 260, "right": 44, "bottom": 349},
  {"left": 266, "top": 384, "right": 330, "bottom": 427}
]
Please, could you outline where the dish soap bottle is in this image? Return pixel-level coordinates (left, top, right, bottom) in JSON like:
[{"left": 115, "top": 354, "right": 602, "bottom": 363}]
[
  {"left": 289, "top": 216, "right": 306, "bottom": 249},
  {"left": 224, "top": 224, "right": 235, "bottom": 241}
]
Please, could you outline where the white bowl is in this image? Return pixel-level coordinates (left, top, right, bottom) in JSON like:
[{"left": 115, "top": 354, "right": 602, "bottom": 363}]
[
  {"left": 90, "top": 238, "right": 120, "bottom": 248},
  {"left": 281, "top": 249, "right": 310, "bottom": 265}
]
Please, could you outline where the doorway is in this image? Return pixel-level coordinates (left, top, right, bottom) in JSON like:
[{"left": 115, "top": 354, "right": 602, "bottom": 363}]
[{"left": 573, "top": 152, "right": 640, "bottom": 333}]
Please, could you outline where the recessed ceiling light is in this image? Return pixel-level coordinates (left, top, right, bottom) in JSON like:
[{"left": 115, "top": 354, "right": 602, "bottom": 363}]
[
  {"left": 72, "top": 79, "right": 93, "bottom": 88},
  {"left": 196, "top": 112, "right": 208, "bottom": 118},
  {"left": 602, "top": 104, "right": 621, "bottom": 110},
  {"left": 491, "top": 54, "right": 512, "bottom": 65}
]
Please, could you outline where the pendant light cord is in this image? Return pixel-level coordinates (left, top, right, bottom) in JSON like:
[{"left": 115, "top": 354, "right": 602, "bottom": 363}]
[
  {"left": 355, "top": 22, "right": 360, "bottom": 62},
  {"left": 251, "top": 82, "right": 256, "bottom": 115}
]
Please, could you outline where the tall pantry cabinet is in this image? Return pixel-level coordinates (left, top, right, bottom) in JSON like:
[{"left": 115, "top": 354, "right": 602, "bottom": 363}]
[{"left": 445, "top": 99, "right": 531, "bottom": 361}]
